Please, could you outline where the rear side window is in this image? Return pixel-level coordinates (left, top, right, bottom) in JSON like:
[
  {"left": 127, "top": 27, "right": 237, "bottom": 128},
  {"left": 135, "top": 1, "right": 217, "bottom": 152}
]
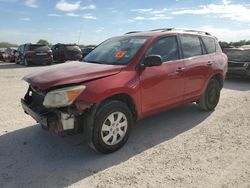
[
  {"left": 180, "top": 35, "right": 202, "bottom": 58},
  {"left": 29, "top": 45, "right": 50, "bottom": 51},
  {"left": 146, "top": 36, "right": 179, "bottom": 62},
  {"left": 202, "top": 37, "right": 216, "bottom": 54},
  {"left": 65, "top": 45, "right": 81, "bottom": 51}
]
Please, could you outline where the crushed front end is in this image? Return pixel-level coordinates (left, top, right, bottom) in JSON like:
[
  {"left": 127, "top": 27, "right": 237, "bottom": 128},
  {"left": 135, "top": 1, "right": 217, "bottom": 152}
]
[{"left": 21, "top": 85, "right": 91, "bottom": 135}]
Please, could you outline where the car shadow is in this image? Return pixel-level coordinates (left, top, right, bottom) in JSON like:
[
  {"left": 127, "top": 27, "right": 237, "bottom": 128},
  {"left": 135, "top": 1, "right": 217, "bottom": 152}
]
[
  {"left": 0, "top": 62, "right": 55, "bottom": 69},
  {"left": 224, "top": 77, "right": 250, "bottom": 91},
  {"left": 0, "top": 62, "right": 26, "bottom": 69},
  {"left": 0, "top": 104, "right": 211, "bottom": 187}
]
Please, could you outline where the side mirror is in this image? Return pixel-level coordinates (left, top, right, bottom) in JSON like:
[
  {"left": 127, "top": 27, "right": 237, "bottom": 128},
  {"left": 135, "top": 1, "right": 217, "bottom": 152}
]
[{"left": 143, "top": 55, "right": 162, "bottom": 67}]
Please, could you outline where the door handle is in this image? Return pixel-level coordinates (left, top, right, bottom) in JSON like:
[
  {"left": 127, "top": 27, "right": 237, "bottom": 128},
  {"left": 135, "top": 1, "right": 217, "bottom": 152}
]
[
  {"left": 176, "top": 67, "right": 185, "bottom": 73},
  {"left": 207, "top": 61, "right": 214, "bottom": 66}
]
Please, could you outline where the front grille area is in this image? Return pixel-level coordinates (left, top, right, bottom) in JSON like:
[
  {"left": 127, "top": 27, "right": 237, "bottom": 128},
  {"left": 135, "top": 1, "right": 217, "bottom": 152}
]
[
  {"left": 30, "top": 87, "right": 47, "bottom": 113},
  {"left": 228, "top": 61, "right": 245, "bottom": 68}
]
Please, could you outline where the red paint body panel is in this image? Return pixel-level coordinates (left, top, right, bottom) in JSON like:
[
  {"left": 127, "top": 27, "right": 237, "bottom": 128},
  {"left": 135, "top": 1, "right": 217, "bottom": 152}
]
[{"left": 23, "top": 61, "right": 123, "bottom": 89}]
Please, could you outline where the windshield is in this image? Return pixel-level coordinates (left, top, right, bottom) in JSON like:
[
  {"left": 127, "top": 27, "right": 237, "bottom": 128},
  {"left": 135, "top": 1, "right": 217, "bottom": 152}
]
[
  {"left": 84, "top": 36, "right": 149, "bottom": 65},
  {"left": 224, "top": 48, "right": 250, "bottom": 62}
]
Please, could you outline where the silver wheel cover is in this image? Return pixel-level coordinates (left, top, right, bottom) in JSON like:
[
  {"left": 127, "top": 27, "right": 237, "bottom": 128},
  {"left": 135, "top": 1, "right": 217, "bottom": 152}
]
[{"left": 101, "top": 111, "right": 128, "bottom": 146}]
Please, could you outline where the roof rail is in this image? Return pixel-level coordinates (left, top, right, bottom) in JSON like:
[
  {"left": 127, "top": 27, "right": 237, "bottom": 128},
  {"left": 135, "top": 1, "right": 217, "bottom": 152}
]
[
  {"left": 124, "top": 31, "right": 142, "bottom": 34},
  {"left": 150, "top": 28, "right": 174, "bottom": 32},
  {"left": 177, "top": 29, "right": 211, "bottom": 35},
  {"left": 124, "top": 28, "right": 211, "bottom": 35}
]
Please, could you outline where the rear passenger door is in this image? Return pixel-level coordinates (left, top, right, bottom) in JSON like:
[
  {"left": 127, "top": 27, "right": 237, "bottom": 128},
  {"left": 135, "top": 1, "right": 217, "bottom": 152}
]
[
  {"left": 139, "top": 35, "right": 185, "bottom": 115},
  {"left": 179, "top": 34, "right": 213, "bottom": 100}
]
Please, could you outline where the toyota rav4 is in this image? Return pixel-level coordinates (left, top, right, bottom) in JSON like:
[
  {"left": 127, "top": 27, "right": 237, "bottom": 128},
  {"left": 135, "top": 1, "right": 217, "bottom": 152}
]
[{"left": 21, "top": 28, "right": 228, "bottom": 153}]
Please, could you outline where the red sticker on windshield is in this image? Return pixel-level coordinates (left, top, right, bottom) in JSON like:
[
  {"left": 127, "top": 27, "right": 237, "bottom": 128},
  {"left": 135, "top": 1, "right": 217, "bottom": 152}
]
[{"left": 115, "top": 50, "right": 127, "bottom": 58}]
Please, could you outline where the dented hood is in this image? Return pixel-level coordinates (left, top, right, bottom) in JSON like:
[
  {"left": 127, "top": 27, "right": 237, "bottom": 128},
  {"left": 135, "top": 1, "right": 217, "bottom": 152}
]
[{"left": 23, "top": 61, "right": 123, "bottom": 89}]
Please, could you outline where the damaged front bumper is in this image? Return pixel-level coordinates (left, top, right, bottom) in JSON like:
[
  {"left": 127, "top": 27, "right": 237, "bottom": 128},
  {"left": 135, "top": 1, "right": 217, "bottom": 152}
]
[
  {"left": 21, "top": 98, "right": 77, "bottom": 134},
  {"left": 21, "top": 85, "right": 93, "bottom": 134}
]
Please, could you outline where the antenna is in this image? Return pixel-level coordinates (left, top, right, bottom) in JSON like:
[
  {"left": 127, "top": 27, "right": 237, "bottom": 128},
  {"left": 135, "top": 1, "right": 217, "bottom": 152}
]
[{"left": 77, "top": 24, "right": 83, "bottom": 45}]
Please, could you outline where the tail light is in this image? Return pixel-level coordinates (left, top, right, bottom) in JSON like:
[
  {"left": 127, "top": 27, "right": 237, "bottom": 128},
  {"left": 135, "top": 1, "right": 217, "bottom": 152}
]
[
  {"left": 25, "top": 51, "right": 35, "bottom": 56},
  {"left": 47, "top": 50, "right": 53, "bottom": 57}
]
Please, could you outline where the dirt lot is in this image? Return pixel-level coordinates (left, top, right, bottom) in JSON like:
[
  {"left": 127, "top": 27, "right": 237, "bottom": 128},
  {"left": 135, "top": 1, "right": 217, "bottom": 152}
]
[{"left": 0, "top": 62, "right": 249, "bottom": 188}]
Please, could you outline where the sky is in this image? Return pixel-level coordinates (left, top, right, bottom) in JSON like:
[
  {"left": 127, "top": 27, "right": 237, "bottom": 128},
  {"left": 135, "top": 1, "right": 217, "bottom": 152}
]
[{"left": 0, "top": 0, "right": 250, "bottom": 45}]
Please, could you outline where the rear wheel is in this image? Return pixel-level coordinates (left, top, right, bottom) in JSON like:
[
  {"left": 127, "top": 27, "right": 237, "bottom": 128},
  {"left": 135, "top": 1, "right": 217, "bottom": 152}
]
[
  {"left": 198, "top": 79, "right": 221, "bottom": 111},
  {"left": 24, "top": 58, "right": 29, "bottom": 66},
  {"left": 85, "top": 100, "right": 133, "bottom": 154},
  {"left": 15, "top": 57, "right": 20, "bottom": 64}
]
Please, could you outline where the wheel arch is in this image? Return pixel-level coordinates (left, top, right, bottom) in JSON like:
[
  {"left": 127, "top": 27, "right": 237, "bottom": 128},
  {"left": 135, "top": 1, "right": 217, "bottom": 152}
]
[
  {"left": 98, "top": 93, "right": 138, "bottom": 122},
  {"left": 211, "top": 73, "right": 224, "bottom": 89}
]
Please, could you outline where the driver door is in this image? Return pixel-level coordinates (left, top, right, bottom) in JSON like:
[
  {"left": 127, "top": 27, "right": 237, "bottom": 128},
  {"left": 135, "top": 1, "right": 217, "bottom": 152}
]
[{"left": 139, "top": 35, "right": 185, "bottom": 116}]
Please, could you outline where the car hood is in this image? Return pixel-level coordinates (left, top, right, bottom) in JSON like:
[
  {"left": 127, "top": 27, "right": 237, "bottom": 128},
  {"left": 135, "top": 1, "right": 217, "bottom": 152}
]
[{"left": 23, "top": 61, "right": 123, "bottom": 90}]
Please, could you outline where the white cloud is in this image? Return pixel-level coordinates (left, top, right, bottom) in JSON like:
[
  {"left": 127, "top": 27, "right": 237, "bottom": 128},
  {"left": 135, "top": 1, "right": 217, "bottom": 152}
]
[
  {"left": 195, "top": 25, "right": 250, "bottom": 42},
  {"left": 107, "top": 8, "right": 118, "bottom": 13},
  {"left": 24, "top": 0, "right": 38, "bottom": 8},
  {"left": 134, "top": 16, "right": 145, "bottom": 20},
  {"left": 55, "top": 0, "right": 81, "bottom": 12},
  {"left": 95, "top": 27, "right": 104, "bottom": 33},
  {"left": 66, "top": 12, "right": 79, "bottom": 17},
  {"left": 149, "top": 16, "right": 172, "bottom": 20},
  {"left": 130, "top": 8, "right": 153, "bottom": 13},
  {"left": 81, "top": 4, "right": 96, "bottom": 10},
  {"left": 172, "top": 0, "right": 250, "bottom": 22},
  {"left": 151, "top": 8, "right": 168, "bottom": 15},
  {"left": 48, "top": 13, "right": 61, "bottom": 17},
  {"left": 20, "top": 17, "right": 31, "bottom": 21},
  {"left": 134, "top": 14, "right": 172, "bottom": 21},
  {"left": 83, "top": 13, "right": 97, "bottom": 20},
  {"left": 131, "top": 8, "right": 171, "bottom": 21}
]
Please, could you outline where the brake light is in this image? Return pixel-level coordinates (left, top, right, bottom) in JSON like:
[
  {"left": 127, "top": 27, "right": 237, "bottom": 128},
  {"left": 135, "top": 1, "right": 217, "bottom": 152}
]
[
  {"left": 47, "top": 50, "right": 53, "bottom": 56},
  {"left": 25, "top": 51, "right": 35, "bottom": 56}
]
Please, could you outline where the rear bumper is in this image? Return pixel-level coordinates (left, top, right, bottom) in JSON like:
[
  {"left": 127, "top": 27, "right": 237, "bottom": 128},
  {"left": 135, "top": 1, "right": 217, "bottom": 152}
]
[
  {"left": 26, "top": 57, "right": 53, "bottom": 65},
  {"left": 228, "top": 67, "right": 250, "bottom": 76}
]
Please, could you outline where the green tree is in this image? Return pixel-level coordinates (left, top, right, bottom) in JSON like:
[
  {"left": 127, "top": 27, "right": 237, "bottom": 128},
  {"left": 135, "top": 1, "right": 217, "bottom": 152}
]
[
  {"left": 37, "top": 39, "right": 49, "bottom": 46},
  {"left": 219, "top": 41, "right": 230, "bottom": 49}
]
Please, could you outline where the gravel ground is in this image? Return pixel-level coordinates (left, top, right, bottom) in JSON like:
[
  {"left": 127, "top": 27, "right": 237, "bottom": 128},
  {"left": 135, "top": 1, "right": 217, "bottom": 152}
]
[{"left": 0, "top": 62, "right": 249, "bottom": 188}]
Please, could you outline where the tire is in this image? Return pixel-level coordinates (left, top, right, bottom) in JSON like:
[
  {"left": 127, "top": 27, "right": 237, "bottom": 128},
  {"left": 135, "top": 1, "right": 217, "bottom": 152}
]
[
  {"left": 15, "top": 58, "right": 20, "bottom": 64},
  {"left": 24, "top": 58, "right": 29, "bottom": 66},
  {"left": 198, "top": 79, "right": 221, "bottom": 111},
  {"left": 85, "top": 100, "right": 133, "bottom": 154}
]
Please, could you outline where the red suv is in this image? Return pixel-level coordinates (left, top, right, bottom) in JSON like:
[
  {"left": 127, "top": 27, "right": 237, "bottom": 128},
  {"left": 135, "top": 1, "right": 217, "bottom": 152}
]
[{"left": 21, "top": 29, "right": 228, "bottom": 153}]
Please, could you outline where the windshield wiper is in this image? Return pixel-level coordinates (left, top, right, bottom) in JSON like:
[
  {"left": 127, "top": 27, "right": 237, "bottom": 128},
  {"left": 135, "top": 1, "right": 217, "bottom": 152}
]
[{"left": 84, "top": 60, "right": 103, "bottom": 64}]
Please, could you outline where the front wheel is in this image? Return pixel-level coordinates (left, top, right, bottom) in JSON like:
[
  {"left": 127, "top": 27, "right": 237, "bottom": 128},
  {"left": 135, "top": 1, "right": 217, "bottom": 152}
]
[
  {"left": 197, "top": 79, "right": 221, "bottom": 111},
  {"left": 85, "top": 100, "right": 133, "bottom": 154}
]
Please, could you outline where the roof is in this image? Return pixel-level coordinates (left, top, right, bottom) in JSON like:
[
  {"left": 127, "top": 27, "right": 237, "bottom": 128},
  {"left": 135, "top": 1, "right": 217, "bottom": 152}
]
[{"left": 124, "top": 28, "right": 214, "bottom": 38}]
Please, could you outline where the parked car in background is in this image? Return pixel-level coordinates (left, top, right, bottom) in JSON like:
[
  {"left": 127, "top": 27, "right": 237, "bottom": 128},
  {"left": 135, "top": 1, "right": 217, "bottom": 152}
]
[
  {"left": 2, "top": 47, "right": 17, "bottom": 62},
  {"left": 223, "top": 47, "right": 250, "bottom": 78},
  {"left": 21, "top": 28, "right": 227, "bottom": 153},
  {"left": 15, "top": 43, "right": 53, "bottom": 66},
  {"left": 81, "top": 47, "right": 94, "bottom": 58},
  {"left": 51, "top": 43, "right": 82, "bottom": 63},
  {"left": 0, "top": 48, "right": 5, "bottom": 61}
]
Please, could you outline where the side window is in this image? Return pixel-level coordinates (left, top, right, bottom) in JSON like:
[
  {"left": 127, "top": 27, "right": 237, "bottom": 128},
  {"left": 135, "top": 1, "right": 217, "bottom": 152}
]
[
  {"left": 215, "top": 41, "right": 222, "bottom": 53},
  {"left": 146, "top": 36, "right": 179, "bottom": 62},
  {"left": 20, "top": 45, "right": 24, "bottom": 52},
  {"left": 202, "top": 37, "right": 216, "bottom": 54},
  {"left": 180, "top": 35, "right": 202, "bottom": 58},
  {"left": 24, "top": 45, "right": 29, "bottom": 51},
  {"left": 59, "top": 45, "right": 64, "bottom": 51}
]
